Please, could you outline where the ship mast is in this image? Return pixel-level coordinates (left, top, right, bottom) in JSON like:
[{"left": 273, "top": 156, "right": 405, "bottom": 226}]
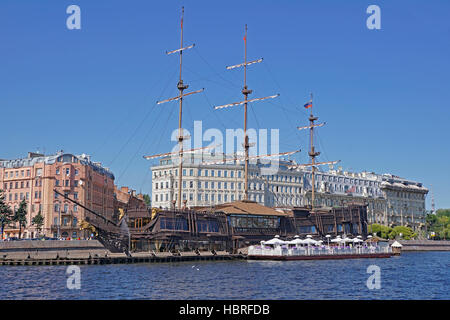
[
  {"left": 144, "top": 7, "right": 206, "bottom": 209},
  {"left": 177, "top": 7, "right": 187, "bottom": 210},
  {"left": 214, "top": 24, "right": 279, "bottom": 201},
  {"left": 308, "top": 93, "right": 320, "bottom": 211},
  {"left": 293, "top": 94, "right": 340, "bottom": 212}
]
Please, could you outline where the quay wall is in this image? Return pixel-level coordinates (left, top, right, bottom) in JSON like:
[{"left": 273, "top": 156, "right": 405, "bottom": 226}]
[
  {"left": 389, "top": 240, "right": 450, "bottom": 251},
  {"left": 0, "top": 240, "right": 106, "bottom": 252}
]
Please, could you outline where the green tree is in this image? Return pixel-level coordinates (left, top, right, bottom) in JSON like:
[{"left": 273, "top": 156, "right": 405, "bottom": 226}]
[
  {"left": 0, "top": 189, "right": 13, "bottom": 240},
  {"left": 389, "top": 226, "right": 417, "bottom": 240},
  {"left": 31, "top": 210, "right": 44, "bottom": 237},
  {"left": 368, "top": 224, "right": 392, "bottom": 239},
  {"left": 13, "top": 199, "right": 28, "bottom": 239},
  {"left": 143, "top": 194, "right": 151, "bottom": 207},
  {"left": 426, "top": 209, "right": 450, "bottom": 240}
]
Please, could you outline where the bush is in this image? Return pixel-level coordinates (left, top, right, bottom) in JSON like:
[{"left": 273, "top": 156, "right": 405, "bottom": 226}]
[{"left": 368, "top": 224, "right": 416, "bottom": 240}]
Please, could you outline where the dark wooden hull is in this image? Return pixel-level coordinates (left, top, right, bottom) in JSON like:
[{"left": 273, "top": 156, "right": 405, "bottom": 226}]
[{"left": 248, "top": 253, "right": 393, "bottom": 261}]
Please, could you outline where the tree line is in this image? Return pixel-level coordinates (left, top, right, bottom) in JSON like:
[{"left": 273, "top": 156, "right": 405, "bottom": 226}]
[
  {"left": 426, "top": 209, "right": 450, "bottom": 240},
  {"left": 0, "top": 189, "right": 44, "bottom": 239}
]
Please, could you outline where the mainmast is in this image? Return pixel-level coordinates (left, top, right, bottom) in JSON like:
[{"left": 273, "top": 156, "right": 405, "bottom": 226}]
[
  {"left": 176, "top": 7, "right": 187, "bottom": 210},
  {"left": 144, "top": 7, "right": 206, "bottom": 209},
  {"left": 214, "top": 24, "right": 279, "bottom": 201}
]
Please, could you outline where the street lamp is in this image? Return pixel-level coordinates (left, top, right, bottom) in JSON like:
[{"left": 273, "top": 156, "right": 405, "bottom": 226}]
[{"left": 57, "top": 203, "right": 61, "bottom": 239}]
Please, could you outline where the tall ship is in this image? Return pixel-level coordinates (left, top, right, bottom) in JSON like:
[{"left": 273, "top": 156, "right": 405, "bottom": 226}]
[{"left": 58, "top": 8, "right": 376, "bottom": 256}]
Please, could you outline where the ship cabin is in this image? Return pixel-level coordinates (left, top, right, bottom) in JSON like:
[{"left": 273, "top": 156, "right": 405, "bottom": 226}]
[{"left": 124, "top": 200, "right": 368, "bottom": 253}]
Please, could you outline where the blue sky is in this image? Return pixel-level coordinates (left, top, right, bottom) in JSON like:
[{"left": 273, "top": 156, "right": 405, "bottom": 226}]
[{"left": 0, "top": 0, "right": 449, "bottom": 208}]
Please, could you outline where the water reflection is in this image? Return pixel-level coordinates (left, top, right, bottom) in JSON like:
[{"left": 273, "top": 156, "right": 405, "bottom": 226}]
[{"left": 0, "top": 252, "right": 448, "bottom": 300}]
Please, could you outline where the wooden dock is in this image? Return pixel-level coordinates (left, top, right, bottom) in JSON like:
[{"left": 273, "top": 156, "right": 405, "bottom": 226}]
[{"left": 0, "top": 251, "right": 246, "bottom": 266}]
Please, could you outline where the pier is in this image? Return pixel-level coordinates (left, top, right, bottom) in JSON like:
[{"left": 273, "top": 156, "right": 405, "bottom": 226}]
[
  {"left": 0, "top": 240, "right": 246, "bottom": 266},
  {"left": 0, "top": 250, "right": 246, "bottom": 266}
]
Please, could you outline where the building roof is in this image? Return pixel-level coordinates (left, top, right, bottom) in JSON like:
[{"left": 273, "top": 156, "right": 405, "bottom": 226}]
[
  {"left": 212, "top": 200, "right": 288, "bottom": 217},
  {"left": 0, "top": 152, "right": 114, "bottom": 179}
]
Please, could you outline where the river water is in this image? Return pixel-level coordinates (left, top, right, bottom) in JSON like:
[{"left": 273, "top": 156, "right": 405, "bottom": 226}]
[{"left": 0, "top": 251, "right": 448, "bottom": 299}]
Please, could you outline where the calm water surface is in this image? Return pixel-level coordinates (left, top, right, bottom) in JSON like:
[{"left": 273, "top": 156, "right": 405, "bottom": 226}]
[{"left": 0, "top": 252, "right": 448, "bottom": 299}]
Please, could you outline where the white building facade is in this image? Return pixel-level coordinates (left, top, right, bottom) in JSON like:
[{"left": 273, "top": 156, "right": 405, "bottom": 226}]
[{"left": 151, "top": 155, "right": 428, "bottom": 231}]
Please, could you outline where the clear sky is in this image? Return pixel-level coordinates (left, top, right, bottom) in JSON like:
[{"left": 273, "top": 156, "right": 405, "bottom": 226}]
[{"left": 1, "top": 0, "right": 449, "bottom": 208}]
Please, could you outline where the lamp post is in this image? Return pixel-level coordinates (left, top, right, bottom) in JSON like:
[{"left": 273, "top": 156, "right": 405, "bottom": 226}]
[
  {"left": 57, "top": 203, "right": 61, "bottom": 239},
  {"left": 325, "top": 234, "right": 331, "bottom": 248}
]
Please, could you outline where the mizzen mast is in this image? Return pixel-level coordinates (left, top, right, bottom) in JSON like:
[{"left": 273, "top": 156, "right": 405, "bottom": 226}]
[
  {"left": 214, "top": 24, "right": 279, "bottom": 200},
  {"left": 292, "top": 94, "right": 340, "bottom": 212}
]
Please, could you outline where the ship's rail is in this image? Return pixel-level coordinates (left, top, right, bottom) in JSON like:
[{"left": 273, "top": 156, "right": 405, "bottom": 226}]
[{"left": 248, "top": 245, "right": 391, "bottom": 257}]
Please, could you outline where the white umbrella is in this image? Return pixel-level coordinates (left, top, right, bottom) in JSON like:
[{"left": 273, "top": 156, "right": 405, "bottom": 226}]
[
  {"left": 331, "top": 236, "right": 343, "bottom": 243},
  {"left": 264, "top": 237, "right": 287, "bottom": 245},
  {"left": 352, "top": 238, "right": 364, "bottom": 243},
  {"left": 303, "top": 238, "right": 319, "bottom": 246},
  {"left": 287, "top": 238, "right": 305, "bottom": 245},
  {"left": 341, "top": 236, "right": 353, "bottom": 243}
]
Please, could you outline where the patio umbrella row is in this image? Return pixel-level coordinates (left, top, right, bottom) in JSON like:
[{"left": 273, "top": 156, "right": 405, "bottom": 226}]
[{"left": 262, "top": 235, "right": 365, "bottom": 246}]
